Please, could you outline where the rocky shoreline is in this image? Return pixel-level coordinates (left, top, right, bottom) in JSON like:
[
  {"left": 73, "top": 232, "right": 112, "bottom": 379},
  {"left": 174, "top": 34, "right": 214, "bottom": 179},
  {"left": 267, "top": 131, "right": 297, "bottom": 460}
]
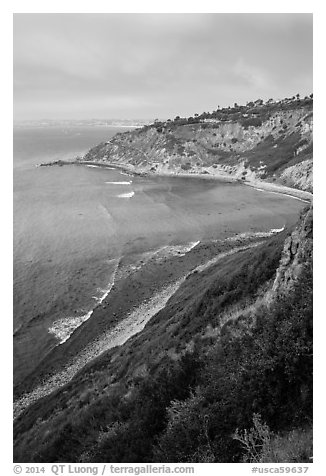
[
  {"left": 38, "top": 157, "right": 313, "bottom": 203},
  {"left": 38, "top": 159, "right": 72, "bottom": 167},
  {"left": 14, "top": 230, "right": 283, "bottom": 419}
]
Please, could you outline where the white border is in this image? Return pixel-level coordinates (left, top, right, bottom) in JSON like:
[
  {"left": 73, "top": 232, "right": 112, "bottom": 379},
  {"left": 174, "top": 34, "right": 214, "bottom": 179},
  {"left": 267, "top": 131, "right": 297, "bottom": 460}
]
[{"left": 3, "top": 3, "right": 322, "bottom": 474}]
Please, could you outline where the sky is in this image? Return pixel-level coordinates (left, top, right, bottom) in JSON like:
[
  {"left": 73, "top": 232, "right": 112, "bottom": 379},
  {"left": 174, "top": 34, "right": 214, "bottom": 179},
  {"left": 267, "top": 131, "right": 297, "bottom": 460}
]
[{"left": 13, "top": 13, "right": 313, "bottom": 121}]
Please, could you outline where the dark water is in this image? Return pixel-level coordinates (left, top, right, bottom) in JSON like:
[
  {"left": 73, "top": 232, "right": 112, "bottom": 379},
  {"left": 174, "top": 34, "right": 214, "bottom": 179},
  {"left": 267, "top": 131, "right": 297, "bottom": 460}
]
[{"left": 13, "top": 125, "right": 305, "bottom": 385}]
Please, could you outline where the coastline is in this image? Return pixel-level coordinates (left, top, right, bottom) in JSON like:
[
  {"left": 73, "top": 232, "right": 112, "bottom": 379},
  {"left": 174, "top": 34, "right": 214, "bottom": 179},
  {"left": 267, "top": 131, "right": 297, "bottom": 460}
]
[
  {"left": 76, "top": 159, "right": 313, "bottom": 202},
  {"left": 15, "top": 157, "right": 308, "bottom": 397},
  {"left": 37, "top": 156, "right": 313, "bottom": 203},
  {"left": 15, "top": 156, "right": 310, "bottom": 407}
]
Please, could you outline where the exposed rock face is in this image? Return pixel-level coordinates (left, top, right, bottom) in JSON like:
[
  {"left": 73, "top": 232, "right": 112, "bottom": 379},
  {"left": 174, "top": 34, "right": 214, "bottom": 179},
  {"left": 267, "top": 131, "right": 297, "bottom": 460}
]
[
  {"left": 272, "top": 206, "right": 313, "bottom": 295},
  {"left": 83, "top": 101, "right": 313, "bottom": 192},
  {"left": 280, "top": 159, "right": 313, "bottom": 192}
]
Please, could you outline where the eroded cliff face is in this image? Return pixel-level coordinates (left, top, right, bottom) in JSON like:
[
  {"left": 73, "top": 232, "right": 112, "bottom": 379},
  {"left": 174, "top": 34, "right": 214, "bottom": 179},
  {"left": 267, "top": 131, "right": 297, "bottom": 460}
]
[
  {"left": 280, "top": 159, "right": 313, "bottom": 192},
  {"left": 83, "top": 103, "right": 313, "bottom": 192},
  {"left": 272, "top": 205, "right": 312, "bottom": 296}
]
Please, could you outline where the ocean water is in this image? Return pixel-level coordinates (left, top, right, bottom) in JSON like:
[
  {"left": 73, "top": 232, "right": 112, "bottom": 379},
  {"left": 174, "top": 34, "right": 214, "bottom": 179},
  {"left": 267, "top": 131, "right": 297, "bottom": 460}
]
[{"left": 13, "top": 125, "right": 305, "bottom": 385}]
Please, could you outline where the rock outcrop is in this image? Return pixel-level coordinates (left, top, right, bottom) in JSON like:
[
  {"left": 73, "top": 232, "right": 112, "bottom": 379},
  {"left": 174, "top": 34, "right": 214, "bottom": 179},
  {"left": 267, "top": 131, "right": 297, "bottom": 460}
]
[{"left": 272, "top": 205, "right": 312, "bottom": 295}]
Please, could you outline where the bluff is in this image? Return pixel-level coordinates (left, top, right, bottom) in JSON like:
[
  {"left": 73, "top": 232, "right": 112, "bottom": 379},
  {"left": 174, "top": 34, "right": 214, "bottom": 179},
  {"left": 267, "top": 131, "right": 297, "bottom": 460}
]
[{"left": 83, "top": 96, "right": 313, "bottom": 193}]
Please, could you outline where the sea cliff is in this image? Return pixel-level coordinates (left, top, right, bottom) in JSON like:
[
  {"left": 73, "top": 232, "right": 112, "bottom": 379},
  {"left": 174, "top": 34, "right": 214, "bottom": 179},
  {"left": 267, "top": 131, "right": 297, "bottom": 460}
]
[{"left": 82, "top": 96, "right": 313, "bottom": 194}]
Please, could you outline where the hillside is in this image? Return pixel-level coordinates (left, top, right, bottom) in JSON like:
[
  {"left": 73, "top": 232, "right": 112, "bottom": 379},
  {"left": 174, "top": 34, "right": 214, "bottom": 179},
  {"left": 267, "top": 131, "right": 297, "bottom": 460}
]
[
  {"left": 14, "top": 206, "right": 313, "bottom": 463},
  {"left": 14, "top": 95, "right": 313, "bottom": 463},
  {"left": 83, "top": 95, "right": 313, "bottom": 193}
]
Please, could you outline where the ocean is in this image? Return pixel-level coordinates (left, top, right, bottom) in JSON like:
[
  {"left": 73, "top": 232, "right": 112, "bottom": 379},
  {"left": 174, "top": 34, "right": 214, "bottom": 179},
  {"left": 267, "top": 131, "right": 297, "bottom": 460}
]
[{"left": 13, "top": 125, "right": 305, "bottom": 386}]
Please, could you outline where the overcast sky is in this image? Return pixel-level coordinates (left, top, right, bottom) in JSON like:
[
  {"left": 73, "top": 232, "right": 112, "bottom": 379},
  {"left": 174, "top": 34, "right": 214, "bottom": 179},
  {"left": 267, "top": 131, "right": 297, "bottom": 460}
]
[{"left": 13, "top": 13, "right": 313, "bottom": 121}]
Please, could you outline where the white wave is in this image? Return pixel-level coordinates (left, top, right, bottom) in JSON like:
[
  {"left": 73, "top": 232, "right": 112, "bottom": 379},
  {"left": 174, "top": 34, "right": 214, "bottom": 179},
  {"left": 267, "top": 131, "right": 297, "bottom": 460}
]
[
  {"left": 270, "top": 226, "right": 285, "bottom": 233},
  {"left": 225, "top": 227, "right": 285, "bottom": 243},
  {"left": 90, "top": 257, "right": 121, "bottom": 306},
  {"left": 105, "top": 181, "right": 132, "bottom": 185},
  {"left": 48, "top": 311, "right": 93, "bottom": 344},
  {"left": 92, "top": 283, "right": 115, "bottom": 306},
  {"left": 166, "top": 240, "right": 201, "bottom": 257},
  {"left": 49, "top": 259, "right": 120, "bottom": 345},
  {"left": 85, "top": 164, "right": 101, "bottom": 168},
  {"left": 117, "top": 191, "right": 135, "bottom": 198},
  {"left": 93, "top": 263, "right": 119, "bottom": 305},
  {"left": 15, "top": 279, "right": 185, "bottom": 419},
  {"left": 185, "top": 240, "right": 201, "bottom": 252},
  {"left": 253, "top": 187, "right": 310, "bottom": 203}
]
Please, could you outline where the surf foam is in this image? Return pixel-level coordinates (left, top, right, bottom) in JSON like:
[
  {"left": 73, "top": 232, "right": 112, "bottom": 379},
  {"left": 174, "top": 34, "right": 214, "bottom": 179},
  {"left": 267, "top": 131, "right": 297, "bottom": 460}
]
[
  {"left": 48, "top": 312, "right": 93, "bottom": 344},
  {"left": 49, "top": 259, "right": 120, "bottom": 345},
  {"left": 15, "top": 279, "right": 185, "bottom": 419},
  {"left": 105, "top": 181, "right": 132, "bottom": 185},
  {"left": 225, "top": 227, "right": 285, "bottom": 243},
  {"left": 160, "top": 241, "right": 201, "bottom": 258},
  {"left": 117, "top": 191, "right": 135, "bottom": 198},
  {"left": 253, "top": 187, "right": 310, "bottom": 203}
]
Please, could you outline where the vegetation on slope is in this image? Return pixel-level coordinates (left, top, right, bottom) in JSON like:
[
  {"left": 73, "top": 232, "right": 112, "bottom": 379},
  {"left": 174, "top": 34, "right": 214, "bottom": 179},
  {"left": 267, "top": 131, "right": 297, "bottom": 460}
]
[
  {"left": 154, "top": 262, "right": 312, "bottom": 462},
  {"left": 83, "top": 95, "right": 313, "bottom": 192},
  {"left": 14, "top": 208, "right": 313, "bottom": 463}
]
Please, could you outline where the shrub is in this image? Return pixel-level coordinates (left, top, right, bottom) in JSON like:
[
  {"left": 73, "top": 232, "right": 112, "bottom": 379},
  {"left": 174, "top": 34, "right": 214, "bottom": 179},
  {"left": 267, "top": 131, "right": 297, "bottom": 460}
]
[
  {"left": 233, "top": 416, "right": 312, "bottom": 463},
  {"left": 241, "top": 117, "right": 263, "bottom": 129},
  {"left": 233, "top": 414, "right": 272, "bottom": 462},
  {"left": 259, "top": 428, "right": 313, "bottom": 463},
  {"left": 181, "top": 162, "right": 192, "bottom": 171}
]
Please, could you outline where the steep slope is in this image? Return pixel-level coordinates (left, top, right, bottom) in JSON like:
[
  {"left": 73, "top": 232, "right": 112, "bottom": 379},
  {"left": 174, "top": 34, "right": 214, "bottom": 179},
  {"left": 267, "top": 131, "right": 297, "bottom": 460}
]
[
  {"left": 82, "top": 96, "right": 313, "bottom": 192},
  {"left": 14, "top": 206, "right": 312, "bottom": 463}
]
